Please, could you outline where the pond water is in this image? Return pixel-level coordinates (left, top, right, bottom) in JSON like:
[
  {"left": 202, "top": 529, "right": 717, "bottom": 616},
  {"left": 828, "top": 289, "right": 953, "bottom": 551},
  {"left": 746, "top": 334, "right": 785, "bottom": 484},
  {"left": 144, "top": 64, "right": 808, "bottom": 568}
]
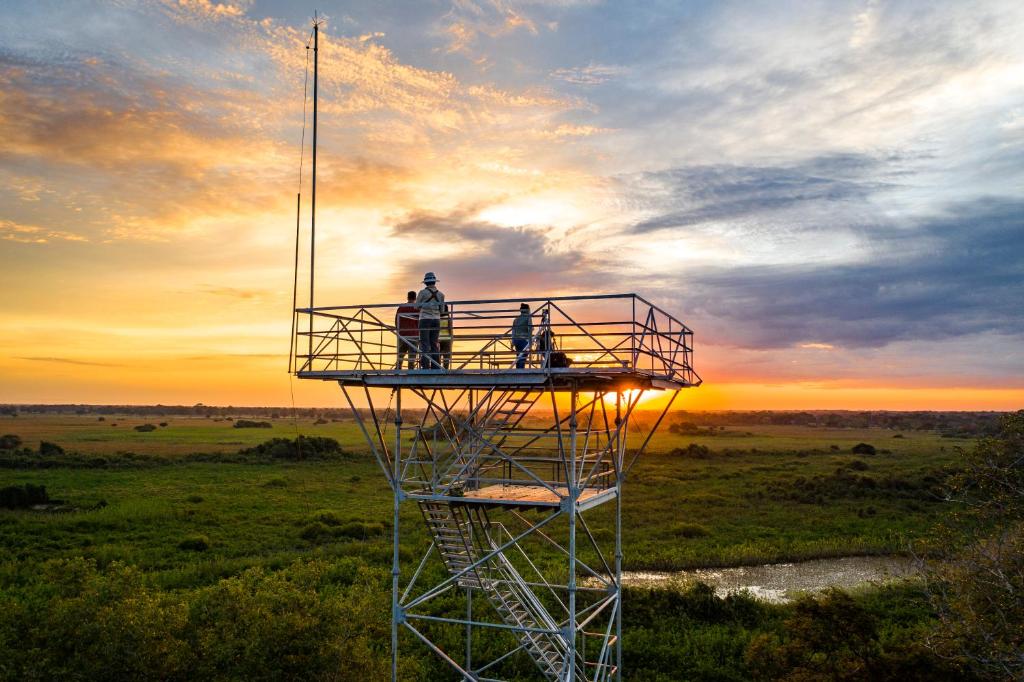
[{"left": 619, "top": 555, "right": 920, "bottom": 603}]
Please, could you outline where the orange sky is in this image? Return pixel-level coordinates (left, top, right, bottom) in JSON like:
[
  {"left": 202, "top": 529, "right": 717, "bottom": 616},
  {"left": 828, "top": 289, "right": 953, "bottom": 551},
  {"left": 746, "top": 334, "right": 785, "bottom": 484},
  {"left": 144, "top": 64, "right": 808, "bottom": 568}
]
[{"left": 0, "top": 1, "right": 1022, "bottom": 411}]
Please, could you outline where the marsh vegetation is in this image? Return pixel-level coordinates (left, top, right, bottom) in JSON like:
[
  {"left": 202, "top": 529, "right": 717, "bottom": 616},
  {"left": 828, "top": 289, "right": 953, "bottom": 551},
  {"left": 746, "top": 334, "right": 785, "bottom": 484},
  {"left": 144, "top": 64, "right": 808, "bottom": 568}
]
[{"left": 0, "top": 408, "right": 1014, "bottom": 680}]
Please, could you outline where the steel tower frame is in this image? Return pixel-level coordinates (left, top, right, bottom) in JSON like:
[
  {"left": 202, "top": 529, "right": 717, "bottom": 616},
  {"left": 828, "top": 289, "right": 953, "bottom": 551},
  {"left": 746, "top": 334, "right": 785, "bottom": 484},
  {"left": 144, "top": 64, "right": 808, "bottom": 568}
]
[
  {"left": 289, "top": 23, "right": 698, "bottom": 679},
  {"left": 293, "top": 294, "right": 699, "bottom": 680}
]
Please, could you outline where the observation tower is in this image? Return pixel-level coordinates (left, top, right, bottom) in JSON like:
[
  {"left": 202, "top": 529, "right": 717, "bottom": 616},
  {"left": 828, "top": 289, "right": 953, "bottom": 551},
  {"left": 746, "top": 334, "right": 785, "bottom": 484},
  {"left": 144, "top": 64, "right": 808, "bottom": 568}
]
[
  {"left": 289, "top": 21, "right": 700, "bottom": 682},
  {"left": 292, "top": 295, "right": 700, "bottom": 681}
]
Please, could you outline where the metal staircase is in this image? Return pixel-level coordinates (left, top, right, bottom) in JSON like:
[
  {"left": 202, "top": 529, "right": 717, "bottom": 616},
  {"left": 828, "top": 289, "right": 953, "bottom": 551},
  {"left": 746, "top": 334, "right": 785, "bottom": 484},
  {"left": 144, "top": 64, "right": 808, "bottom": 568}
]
[
  {"left": 419, "top": 500, "right": 584, "bottom": 680},
  {"left": 434, "top": 389, "right": 540, "bottom": 493}
]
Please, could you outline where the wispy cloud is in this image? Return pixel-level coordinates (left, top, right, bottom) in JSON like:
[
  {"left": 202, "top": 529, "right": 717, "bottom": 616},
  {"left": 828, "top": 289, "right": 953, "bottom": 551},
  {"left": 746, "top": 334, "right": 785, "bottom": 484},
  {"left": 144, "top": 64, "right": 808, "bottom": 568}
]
[
  {"left": 0, "top": 219, "right": 87, "bottom": 244},
  {"left": 16, "top": 357, "right": 122, "bottom": 367},
  {"left": 550, "top": 63, "right": 628, "bottom": 85}
]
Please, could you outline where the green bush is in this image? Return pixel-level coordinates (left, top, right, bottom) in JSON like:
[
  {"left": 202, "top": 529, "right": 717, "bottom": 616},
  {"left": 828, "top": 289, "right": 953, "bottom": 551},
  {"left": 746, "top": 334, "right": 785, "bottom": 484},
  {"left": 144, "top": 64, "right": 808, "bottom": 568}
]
[
  {"left": 178, "top": 535, "right": 211, "bottom": 552},
  {"left": 336, "top": 521, "right": 387, "bottom": 540},
  {"left": 670, "top": 522, "right": 711, "bottom": 538},
  {"left": 134, "top": 424, "right": 158, "bottom": 433},
  {"left": 0, "top": 483, "right": 50, "bottom": 509},
  {"left": 299, "top": 522, "right": 333, "bottom": 543},
  {"left": 311, "top": 509, "right": 344, "bottom": 526},
  {"left": 669, "top": 443, "right": 712, "bottom": 459},
  {"left": 240, "top": 436, "right": 347, "bottom": 461},
  {"left": 0, "top": 558, "right": 391, "bottom": 681}
]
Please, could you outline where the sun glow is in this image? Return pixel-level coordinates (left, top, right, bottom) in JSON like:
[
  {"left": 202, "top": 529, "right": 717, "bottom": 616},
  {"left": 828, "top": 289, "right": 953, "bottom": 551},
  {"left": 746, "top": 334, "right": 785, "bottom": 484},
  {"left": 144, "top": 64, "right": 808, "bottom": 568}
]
[{"left": 604, "top": 388, "right": 656, "bottom": 406}]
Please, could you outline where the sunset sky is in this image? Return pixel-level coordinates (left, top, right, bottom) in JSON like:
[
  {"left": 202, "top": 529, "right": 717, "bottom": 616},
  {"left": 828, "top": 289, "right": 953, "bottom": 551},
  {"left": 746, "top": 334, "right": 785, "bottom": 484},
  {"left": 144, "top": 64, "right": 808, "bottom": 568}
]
[{"left": 1, "top": 0, "right": 1022, "bottom": 410}]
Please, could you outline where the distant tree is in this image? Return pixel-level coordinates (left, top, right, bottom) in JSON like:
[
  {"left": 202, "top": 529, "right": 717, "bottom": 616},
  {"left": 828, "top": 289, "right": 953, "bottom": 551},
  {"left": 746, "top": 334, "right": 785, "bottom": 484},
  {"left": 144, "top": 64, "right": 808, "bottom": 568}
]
[
  {"left": 852, "top": 443, "right": 877, "bottom": 456},
  {"left": 233, "top": 420, "right": 272, "bottom": 429},
  {"left": 0, "top": 434, "right": 22, "bottom": 450},
  {"left": 39, "top": 441, "right": 64, "bottom": 456}
]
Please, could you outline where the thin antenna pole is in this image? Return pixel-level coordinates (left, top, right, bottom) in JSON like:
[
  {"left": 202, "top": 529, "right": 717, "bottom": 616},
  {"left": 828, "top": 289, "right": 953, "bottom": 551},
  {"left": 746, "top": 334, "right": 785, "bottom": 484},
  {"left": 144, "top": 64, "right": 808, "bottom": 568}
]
[
  {"left": 309, "top": 17, "right": 319, "bottom": 365},
  {"left": 289, "top": 192, "right": 301, "bottom": 372}
]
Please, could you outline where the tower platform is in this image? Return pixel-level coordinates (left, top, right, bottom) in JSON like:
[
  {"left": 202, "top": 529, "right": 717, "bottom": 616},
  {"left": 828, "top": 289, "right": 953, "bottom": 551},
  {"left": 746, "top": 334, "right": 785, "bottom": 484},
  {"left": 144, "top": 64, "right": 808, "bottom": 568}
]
[
  {"left": 298, "top": 367, "right": 694, "bottom": 391},
  {"left": 409, "top": 483, "right": 616, "bottom": 511}
]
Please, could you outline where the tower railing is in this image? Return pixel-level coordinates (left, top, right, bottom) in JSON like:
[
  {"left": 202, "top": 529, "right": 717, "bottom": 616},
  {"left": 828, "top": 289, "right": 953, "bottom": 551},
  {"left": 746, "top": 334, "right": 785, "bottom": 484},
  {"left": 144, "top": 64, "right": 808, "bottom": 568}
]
[{"left": 293, "top": 293, "right": 699, "bottom": 388}]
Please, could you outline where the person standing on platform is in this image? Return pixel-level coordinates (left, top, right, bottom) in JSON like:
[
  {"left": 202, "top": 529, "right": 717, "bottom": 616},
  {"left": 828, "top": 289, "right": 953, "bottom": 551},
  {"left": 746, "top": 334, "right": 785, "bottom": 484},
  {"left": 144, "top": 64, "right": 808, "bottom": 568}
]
[
  {"left": 439, "top": 304, "right": 453, "bottom": 370},
  {"left": 415, "top": 272, "right": 445, "bottom": 369},
  {"left": 394, "top": 291, "right": 419, "bottom": 370},
  {"left": 511, "top": 303, "right": 532, "bottom": 369}
]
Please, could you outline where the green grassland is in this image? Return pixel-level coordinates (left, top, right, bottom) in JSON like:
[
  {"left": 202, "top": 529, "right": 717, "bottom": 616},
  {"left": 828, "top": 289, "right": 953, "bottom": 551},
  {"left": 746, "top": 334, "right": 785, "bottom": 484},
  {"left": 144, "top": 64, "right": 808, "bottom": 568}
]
[{"left": 0, "top": 412, "right": 979, "bottom": 680}]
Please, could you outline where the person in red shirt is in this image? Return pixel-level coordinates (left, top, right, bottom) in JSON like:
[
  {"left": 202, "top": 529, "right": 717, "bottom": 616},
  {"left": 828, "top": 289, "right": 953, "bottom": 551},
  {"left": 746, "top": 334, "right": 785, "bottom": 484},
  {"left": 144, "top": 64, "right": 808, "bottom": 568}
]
[{"left": 395, "top": 291, "right": 419, "bottom": 370}]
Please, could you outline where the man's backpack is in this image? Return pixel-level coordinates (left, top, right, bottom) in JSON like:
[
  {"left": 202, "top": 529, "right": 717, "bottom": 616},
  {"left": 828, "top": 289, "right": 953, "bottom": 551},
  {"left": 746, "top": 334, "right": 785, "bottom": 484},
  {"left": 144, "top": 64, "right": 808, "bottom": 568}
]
[{"left": 548, "top": 351, "right": 571, "bottom": 368}]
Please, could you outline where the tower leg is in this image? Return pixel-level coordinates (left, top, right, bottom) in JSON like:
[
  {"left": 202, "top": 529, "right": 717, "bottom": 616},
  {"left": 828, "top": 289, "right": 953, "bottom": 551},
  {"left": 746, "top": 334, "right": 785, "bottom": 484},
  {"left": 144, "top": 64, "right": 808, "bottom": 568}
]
[
  {"left": 615, "top": 393, "right": 623, "bottom": 681},
  {"left": 567, "top": 385, "right": 578, "bottom": 682},
  {"left": 465, "top": 586, "right": 473, "bottom": 675},
  {"left": 392, "top": 388, "right": 402, "bottom": 682}
]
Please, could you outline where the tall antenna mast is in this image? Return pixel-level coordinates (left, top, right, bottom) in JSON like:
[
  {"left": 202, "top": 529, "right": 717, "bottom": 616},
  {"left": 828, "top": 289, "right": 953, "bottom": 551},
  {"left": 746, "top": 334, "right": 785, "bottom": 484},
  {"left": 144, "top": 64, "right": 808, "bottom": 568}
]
[{"left": 308, "top": 14, "right": 319, "bottom": 362}]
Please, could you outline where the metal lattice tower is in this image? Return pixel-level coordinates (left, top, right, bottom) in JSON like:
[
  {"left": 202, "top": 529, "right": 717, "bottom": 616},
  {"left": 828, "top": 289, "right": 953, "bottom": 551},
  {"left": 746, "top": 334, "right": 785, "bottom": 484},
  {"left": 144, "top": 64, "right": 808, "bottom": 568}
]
[{"left": 293, "top": 294, "right": 700, "bottom": 680}]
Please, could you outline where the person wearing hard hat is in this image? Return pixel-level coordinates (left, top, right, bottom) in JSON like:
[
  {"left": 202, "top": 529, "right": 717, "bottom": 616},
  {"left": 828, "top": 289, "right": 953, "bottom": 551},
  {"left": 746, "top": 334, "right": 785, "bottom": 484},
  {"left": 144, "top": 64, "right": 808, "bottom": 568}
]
[
  {"left": 511, "top": 302, "right": 532, "bottom": 369},
  {"left": 415, "top": 272, "right": 445, "bottom": 369}
]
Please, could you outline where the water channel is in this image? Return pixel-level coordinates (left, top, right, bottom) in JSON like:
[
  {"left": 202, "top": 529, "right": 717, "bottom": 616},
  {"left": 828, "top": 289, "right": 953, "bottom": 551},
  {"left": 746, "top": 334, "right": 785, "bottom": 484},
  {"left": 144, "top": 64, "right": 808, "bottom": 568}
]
[{"left": 618, "top": 555, "right": 920, "bottom": 603}]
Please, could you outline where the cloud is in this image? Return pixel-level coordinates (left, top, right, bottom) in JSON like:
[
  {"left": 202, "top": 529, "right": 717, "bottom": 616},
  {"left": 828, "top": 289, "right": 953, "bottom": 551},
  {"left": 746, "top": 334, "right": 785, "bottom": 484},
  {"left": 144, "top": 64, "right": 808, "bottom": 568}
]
[
  {"left": 197, "top": 285, "right": 269, "bottom": 300},
  {"left": 550, "top": 63, "right": 628, "bottom": 85},
  {"left": 670, "top": 197, "right": 1024, "bottom": 350},
  {"left": 0, "top": 219, "right": 87, "bottom": 244},
  {"left": 158, "top": 0, "right": 252, "bottom": 23},
  {"left": 390, "top": 206, "right": 600, "bottom": 294},
  {"left": 441, "top": 0, "right": 540, "bottom": 59},
  {"left": 16, "top": 357, "right": 122, "bottom": 367},
  {"left": 629, "top": 153, "right": 897, "bottom": 233}
]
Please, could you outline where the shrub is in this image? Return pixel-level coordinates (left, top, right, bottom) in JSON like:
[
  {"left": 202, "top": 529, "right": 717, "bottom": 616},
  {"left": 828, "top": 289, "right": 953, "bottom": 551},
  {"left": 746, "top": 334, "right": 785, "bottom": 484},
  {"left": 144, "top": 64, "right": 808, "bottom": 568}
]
[
  {"left": 97, "top": 416, "right": 105, "bottom": 421},
  {"left": 233, "top": 420, "right": 272, "bottom": 429},
  {"left": 669, "top": 443, "right": 712, "bottom": 459},
  {"left": 852, "top": 442, "right": 877, "bottom": 456},
  {"left": 744, "top": 588, "right": 958, "bottom": 681},
  {"left": 313, "top": 418, "right": 328, "bottom": 425},
  {"left": 0, "top": 558, "right": 390, "bottom": 680},
  {"left": 262, "top": 477, "right": 288, "bottom": 488},
  {"left": 312, "top": 510, "right": 344, "bottom": 526},
  {"left": 0, "top": 434, "right": 22, "bottom": 450},
  {"left": 186, "top": 494, "right": 204, "bottom": 503},
  {"left": 670, "top": 522, "right": 711, "bottom": 538},
  {"left": 299, "top": 522, "right": 333, "bottom": 543},
  {"left": 240, "top": 436, "right": 346, "bottom": 461},
  {"left": 39, "top": 441, "right": 64, "bottom": 456},
  {"left": 336, "top": 521, "right": 386, "bottom": 540},
  {"left": 159, "top": 422, "right": 168, "bottom": 427},
  {"left": 178, "top": 534, "right": 211, "bottom": 551},
  {"left": 0, "top": 483, "right": 50, "bottom": 509},
  {"left": 134, "top": 424, "right": 158, "bottom": 433},
  {"left": 921, "top": 411, "right": 1024, "bottom": 679}
]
